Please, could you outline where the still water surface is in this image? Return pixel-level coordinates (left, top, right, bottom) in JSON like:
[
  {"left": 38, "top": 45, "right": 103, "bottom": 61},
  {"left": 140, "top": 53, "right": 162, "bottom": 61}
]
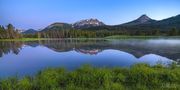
[{"left": 0, "top": 39, "right": 179, "bottom": 77}]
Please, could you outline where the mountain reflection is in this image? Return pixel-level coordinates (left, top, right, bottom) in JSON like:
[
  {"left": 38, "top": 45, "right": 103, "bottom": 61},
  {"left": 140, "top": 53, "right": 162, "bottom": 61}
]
[
  {"left": 0, "top": 39, "right": 180, "bottom": 61},
  {"left": 75, "top": 49, "right": 102, "bottom": 55}
]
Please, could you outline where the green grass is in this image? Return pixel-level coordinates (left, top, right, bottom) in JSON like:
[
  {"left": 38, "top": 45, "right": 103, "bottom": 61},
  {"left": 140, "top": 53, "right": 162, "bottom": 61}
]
[
  {"left": 0, "top": 36, "right": 180, "bottom": 41},
  {"left": 105, "top": 35, "right": 180, "bottom": 39},
  {"left": 0, "top": 63, "right": 179, "bottom": 90}
]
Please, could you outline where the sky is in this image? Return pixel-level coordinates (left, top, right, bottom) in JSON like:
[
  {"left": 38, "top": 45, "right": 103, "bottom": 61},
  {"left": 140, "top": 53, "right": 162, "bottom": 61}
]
[{"left": 0, "top": 0, "right": 180, "bottom": 30}]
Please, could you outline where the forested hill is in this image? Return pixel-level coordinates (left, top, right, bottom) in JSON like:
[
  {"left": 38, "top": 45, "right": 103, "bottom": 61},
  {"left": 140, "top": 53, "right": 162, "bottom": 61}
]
[
  {"left": 42, "top": 23, "right": 72, "bottom": 31},
  {"left": 32, "top": 13, "right": 180, "bottom": 38},
  {"left": 23, "top": 29, "right": 38, "bottom": 34},
  {"left": 121, "top": 14, "right": 157, "bottom": 26},
  {"left": 39, "top": 14, "right": 180, "bottom": 33}
]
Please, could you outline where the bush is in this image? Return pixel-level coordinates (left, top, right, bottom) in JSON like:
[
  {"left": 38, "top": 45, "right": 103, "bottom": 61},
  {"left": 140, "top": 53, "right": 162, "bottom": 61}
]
[{"left": 0, "top": 63, "right": 179, "bottom": 90}]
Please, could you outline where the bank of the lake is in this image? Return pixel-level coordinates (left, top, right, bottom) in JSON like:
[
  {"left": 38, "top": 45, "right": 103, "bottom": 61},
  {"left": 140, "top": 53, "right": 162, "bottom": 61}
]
[
  {"left": 1, "top": 36, "right": 180, "bottom": 41},
  {"left": 0, "top": 63, "right": 179, "bottom": 90},
  {"left": 105, "top": 35, "right": 180, "bottom": 39}
]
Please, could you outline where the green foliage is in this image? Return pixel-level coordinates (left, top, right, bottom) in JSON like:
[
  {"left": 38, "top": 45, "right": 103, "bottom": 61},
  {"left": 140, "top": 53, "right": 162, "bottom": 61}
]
[
  {"left": 1, "top": 23, "right": 180, "bottom": 39},
  {"left": 39, "top": 30, "right": 97, "bottom": 38},
  {"left": 0, "top": 63, "right": 179, "bottom": 90},
  {"left": 17, "top": 77, "right": 32, "bottom": 90},
  {"left": 168, "top": 27, "right": 179, "bottom": 36},
  {"left": 0, "top": 24, "right": 22, "bottom": 39},
  {"left": 0, "top": 77, "right": 18, "bottom": 90},
  {"left": 34, "top": 68, "right": 66, "bottom": 90}
]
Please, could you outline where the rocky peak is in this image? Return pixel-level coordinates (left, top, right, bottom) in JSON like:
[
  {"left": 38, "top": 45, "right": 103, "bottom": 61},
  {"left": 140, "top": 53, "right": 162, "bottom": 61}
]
[
  {"left": 122, "top": 14, "right": 156, "bottom": 26},
  {"left": 73, "top": 18, "right": 105, "bottom": 28},
  {"left": 136, "top": 14, "right": 153, "bottom": 23}
]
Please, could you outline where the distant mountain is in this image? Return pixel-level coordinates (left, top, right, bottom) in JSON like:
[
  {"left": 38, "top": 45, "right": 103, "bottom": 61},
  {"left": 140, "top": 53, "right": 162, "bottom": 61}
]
[
  {"left": 73, "top": 18, "right": 105, "bottom": 29},
  {"left": 122, "top": 14, "right": 157, "bottom": 26},
  {"left": 23, "top": 29, "right": 38, "bottom": 34},
  {"left": 40, "top": 14, "right": 180, "bottom": 32},
  {"left": 42, "top": 23, "right": 72, "bottom": 31},
  {"left": 154, "top": 14, "right": 180, "bottom": 30},
  {"left": 109, "top": 14, "right": 180, "bottom": 31}
]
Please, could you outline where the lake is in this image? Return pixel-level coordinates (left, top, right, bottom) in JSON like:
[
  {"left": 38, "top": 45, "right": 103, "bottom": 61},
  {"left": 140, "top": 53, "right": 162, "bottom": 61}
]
[{"left": 0, "top": 38, "right": 180, "bottom": 77}]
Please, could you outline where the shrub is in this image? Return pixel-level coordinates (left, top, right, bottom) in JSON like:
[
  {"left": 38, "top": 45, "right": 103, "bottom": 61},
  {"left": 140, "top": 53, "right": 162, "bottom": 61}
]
[{"left": 0, "top": 63, "right": 179, "bottom": 90}]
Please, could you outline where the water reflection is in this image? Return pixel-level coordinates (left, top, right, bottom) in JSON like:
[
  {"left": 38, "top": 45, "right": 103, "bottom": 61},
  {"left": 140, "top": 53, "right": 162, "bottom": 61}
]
[
  {"left": 0, "top": 39, "right": 179, "bottom": 77},
  {"left": 0, "top": 41, "right": 23, "bottom": 57},
  {"left": 0, "top": 39, "right": 180, "bottom": 60}
]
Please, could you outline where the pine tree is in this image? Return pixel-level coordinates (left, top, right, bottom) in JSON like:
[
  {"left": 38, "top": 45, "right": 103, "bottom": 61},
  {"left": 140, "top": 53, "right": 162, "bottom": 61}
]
[{"left": 169, "top": 27, "right": 178, "bottom": 36}]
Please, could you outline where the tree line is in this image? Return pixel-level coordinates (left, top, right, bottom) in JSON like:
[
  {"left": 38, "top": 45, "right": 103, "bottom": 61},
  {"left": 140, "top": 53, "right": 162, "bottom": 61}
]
[
  {"left": 24, "top": 28, "right": 180, "bottom": 38},
  {"left": 0, "top": 24, "right": 180, "bottom": 39},
  {"left": 0, "top": 24, "right": 22, "bottom": 39}
]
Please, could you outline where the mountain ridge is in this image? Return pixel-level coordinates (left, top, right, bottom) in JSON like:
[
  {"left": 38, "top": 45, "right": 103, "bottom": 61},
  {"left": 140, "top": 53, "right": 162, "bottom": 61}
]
[
  {"left": 42, "top": 22, "right": 72, "bottom": 31},
  {"left": 40, "top": 14, "right": 180, "bottom": 31},
  {"left": 121, "top": 14, "right": 157, "bottom": 26},
  {"left": 73, "top": 18, "right": 105, "bottom": 29},
  {"left": 23, "top": 29, "right": 38, "bottom": 34}
]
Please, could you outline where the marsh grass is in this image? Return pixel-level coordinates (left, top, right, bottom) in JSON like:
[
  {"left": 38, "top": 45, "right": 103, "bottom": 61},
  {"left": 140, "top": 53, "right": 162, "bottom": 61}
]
[
  {"left": 105, "top": 35, "right": 180, "bottom": 39},
  {"left": 0, "top": 63, "right": 179, "bottom": 90}
]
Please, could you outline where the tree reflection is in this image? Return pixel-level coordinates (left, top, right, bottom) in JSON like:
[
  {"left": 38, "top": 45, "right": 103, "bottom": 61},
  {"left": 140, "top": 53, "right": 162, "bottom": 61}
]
[
  {"left": 0, "top": 39, "right": 180, "bottom": 61},
  {"left": 0, "top": 41, "right": 23, "bottom": 57}
]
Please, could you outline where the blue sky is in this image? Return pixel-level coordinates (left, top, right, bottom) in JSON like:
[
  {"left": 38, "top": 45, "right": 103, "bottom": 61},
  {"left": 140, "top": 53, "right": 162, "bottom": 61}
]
[{"left": 0, "top": 0, "right": 180, "bottom": 30}]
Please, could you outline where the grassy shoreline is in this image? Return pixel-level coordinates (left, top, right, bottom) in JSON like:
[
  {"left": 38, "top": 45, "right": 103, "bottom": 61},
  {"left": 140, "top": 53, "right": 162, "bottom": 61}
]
[
  {"left": 0, "top": 63, "right": 179, "bottom": 90},
  {"left": 105, "top": 35, "right": 180, "bottom": 39},
  {"left": 0, "top": 36, "right": 180, "bottom": 41}
]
